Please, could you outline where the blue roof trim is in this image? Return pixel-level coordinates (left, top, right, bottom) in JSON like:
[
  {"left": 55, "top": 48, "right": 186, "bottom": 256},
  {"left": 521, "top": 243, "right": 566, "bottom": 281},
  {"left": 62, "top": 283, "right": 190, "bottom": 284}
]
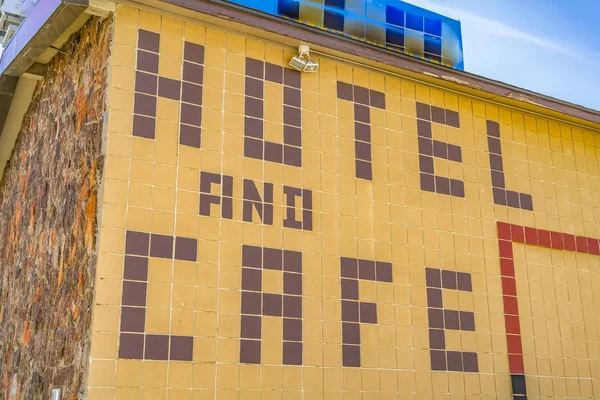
[{"left": 223, "top": 0, "right": 464, "bottom": 69}]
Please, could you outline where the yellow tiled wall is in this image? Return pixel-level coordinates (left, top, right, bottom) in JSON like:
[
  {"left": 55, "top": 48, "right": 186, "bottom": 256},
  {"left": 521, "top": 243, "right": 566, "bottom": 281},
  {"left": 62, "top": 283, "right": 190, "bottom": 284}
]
[{"left": 87, "top": 5, "right": 600, "bottom": 399}]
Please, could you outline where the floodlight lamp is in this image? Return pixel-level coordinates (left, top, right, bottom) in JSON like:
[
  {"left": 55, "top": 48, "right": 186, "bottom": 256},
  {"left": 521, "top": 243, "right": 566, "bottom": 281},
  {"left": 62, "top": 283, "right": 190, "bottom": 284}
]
[{"left": 289, "top": 45, "right": 319, "bottom": 73}]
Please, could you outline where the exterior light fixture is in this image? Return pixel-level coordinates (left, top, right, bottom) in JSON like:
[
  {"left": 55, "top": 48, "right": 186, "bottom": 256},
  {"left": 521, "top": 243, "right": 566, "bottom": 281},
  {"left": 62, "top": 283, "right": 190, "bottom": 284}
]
[{"left": 289, "top": 45, "right": 319, "bottom": 72}]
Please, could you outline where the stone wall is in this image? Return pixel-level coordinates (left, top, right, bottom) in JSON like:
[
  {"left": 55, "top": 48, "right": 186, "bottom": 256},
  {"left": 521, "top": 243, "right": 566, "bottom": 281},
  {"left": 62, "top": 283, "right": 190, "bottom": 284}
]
[{"left": 0, "top": 16, "right": 111, "bottom": 400}]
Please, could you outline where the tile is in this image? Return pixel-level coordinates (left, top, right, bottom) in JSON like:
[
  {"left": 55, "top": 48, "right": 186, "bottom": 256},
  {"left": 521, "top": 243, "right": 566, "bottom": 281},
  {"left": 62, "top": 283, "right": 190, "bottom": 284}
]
[
  {"left": 355, "top": 141, "right": 371, "bottom": 161},
  {"left": 447, "top": 144, "right": 461, "bottom": 162},
  {"left": 137, "top": 50, "right": 159, "bottom": 73},
  {"left": 446, "top": 351, "right": 462, "bottom": 371},
  {"left": 179, "top": 125, "right": 201, "bottom": 148},
  {"left": 487, "top": 137, "right": 501, "bottom": 154},
  {"left": 283, "top": 68, "right": 301, "bottom": 88},
  {"left": 501, "top": 277, "right": 516, "bottom": 296},
  {"left": 122, "top": 281, "right": 147, "bottom": 307},
  {"left": 489, "top": 154, "right": 503, "bottom": 171},
  {"left": 265, "top": 63, "right": 283, "bottom": 83},
  {"left": 433, "top": 140, "right": 447, "bottom": 159},
  {"left": 342, "top": 322, "right": 360, "bottom": 345},
  {"left": 430, "top": 106, "right": 445, "bottom": 124},
  {"left": 263, "top": 293, "right": 283, "bottom": 316},
  {"left": 354, "top": 104, "right": 370, "bottom": 124},
  {"left": 132, "top": 115, "right": 155, "bottom": 139},
  {"left": 359, "top": 302, "right": 377, "bottom": 323},
  {"left": 134, "top": 93, "right": 157, "bottom": 117},
  {"left": 126, "top": 231, "right": 150, "bottom": 256},
  {"left": 341, "top": 257, "right": 358, "bottom": 278},
  {"left": 240, "top": 339, "right": 261, "bottom": 364},
  {"left": 283, "top": 318, "right": 302, "bottom": 341},
  {"left": 283, "top": 251, "right": 302, "bottom": 272},
  {"left": 506, "top": 334, "right": 522, "bottom": 354},
  {"left": 283, "top": 295, "right": 302, "bottom": 318},
  {"left": 181, "top": 82, "right": 203, "bottom": 105},
  {"left": 245, "top": 117, "right": 263, "bottom": 139},
  {"left": 119, "top": 333, "right": 144, "bottom": 359},
  {"left": 282, "top": 342, "right": 302, "bottom": 365},
  {"left": 441, "top": 270, "right": 456, "bottom": 290},
  {"left": 417, "top": 119, "right": 432, "bottom": 138},
  {"left": 427, "top": 288, "right": 442, "bottom": 308},
  {"left": 459, "top": 311, "right": 475, "bottom": 331},
  {"left": 491, "top": 170, "right": 505, "bottom": 187},
  {"left": 354, "top": 122, "right": 370, "bottom": 142},
  {"left": 375, "top": 262, "right": 392, "bottom": 283},
  {"left": 370, "top": 90, "right": 385, "bottom": 109},
  {"left": 124, "top": 256, "right": 149, "bottom": 281},
  {"left": 354, "top": 86, "right": 369, "bottom": 105},
  {"left": 241, "top": 291, "right": 261, "bottom": 315},
  {"left": 430, "top": 350, "right": 446, "bottom": 371},
  {"left": 138, "top": 29, "right": 160, "bottom": 52},
  {"left": 506, "top": 191, "right": 520, "bottom": 208},
  {"left": 425, "top": 268, "right": 441, "bottom": 287},
  {"left": 150, "top": 234, "right": 174, "bottom": 258},
  {"left": 493, "top": 188, "right": 507, "bottom": 206},
  {"left": 503, "top": 296, "right": 519, "bottom": 315},
  {"left": 145, "top": 335, "right": 169, "bottom": 360},
  {"left": 576, "top": 236, "right": 588, "bottom": 253},
  {"left": 511, "top": 374, "right": 527, "bottom": 395},
  {"left": 342, "top": 345, "right": 360, "bottom": 367},
  {"left": 120, "top": 306, "right": 146, "bottom": 332},
  {"left": 242, "top": 246, "right": 262, "bottom": 268},
  {"left": 416, "top": 102, "right": 430, "bottom": 120},
  {"left": 241, "top": 315, "right": 261, "bottom": 339},
  {"left": 170, "top": 336, "right": 194, "bottom": 361},
  {"left": 283, "top": 145, "right": 301, "bottom": 167},
  {"left": 563, "top": 234, "right": 576, "bottom": 251},
  {"left": 245, "top": 77, "right": 263, "bottom": 98},
  {"left": 341, "top": 279, "right": 359, "bottom": 300},
  {"left": 429, "top": 329, "right": 445, "bottom": 349},
  {"left": 284, "top": 106, "right": 301, "bottom": 127},
  {"left": 486, "top": 120, "right": 500, "bottom": 137},
  {"left": 181, "top": 103, "right": 202, "bottom": 126},
  {"left": 456, "top": 272, "right": 472, "bottom": 291},
  {"left": 550, "top": 231, "right": 564, "bottom": 249},
  {"left": 358, "top": 259, "right": 375, "bottom": 281},
  {"left": 283, "top": 125, "right": 301, "bottom": 146},
  {"left": 184, "top": 41, "right": 205, "bottom": 64},
  {"left": 158, "top": 77, "right": 181, "bottom": 100},
  {"left": 428, "top": 308, "right": 444, "bottom": 329},
  {"left": 284, "top": 87, "right": 301, "bottom": 108},
  {"left": 283, "top": 273, "right": 302, "bottom": 295},
  {"left": 242, "top": 268, "right": 262, "bottom": 291},
  {"left": 420, "top": 173, "right": 435, "bottom": 192},
  {"left": 182, "top": 62, "right": 204, "bottom": 84},
  {"left": 341, "top": 300, "right": 359, "bottom": 322},
  {"left": 435, "top": 176, "right": 450, "bottom": 195},
  {"left": 443, "top": 310, "right": 459, "bottom": 330},
  {"left": 503, "top": 316, "right": 520, "bottom": 335},
  {"left": 445, "top": 110, "right": 459, "bottom": 127},
  {"left": 263, "top": 247, "right": 283, "bottom": 270},
  {"left": 246, "top": 58, "right": 264, "bottom": 78},
  {"left": 175, "top": 237, "right": 197, "bottom": 261},
  {"left": 245, "top": 96, "right": 263, "bottom": 119},
  {"left": 419, "top": 139, "right": 433, "bottom": 161},
  {"left": 355, "top": 160, "right": 372, "bottom": 180},
  {"left": 135, "top": 71, "right": 158, "bottom": 95},
  {"left": 462, "top": 352, "right": 478, "bottom": 372},
  {"left": 337, "top": 81, "right": 353, "bottom": 101}
]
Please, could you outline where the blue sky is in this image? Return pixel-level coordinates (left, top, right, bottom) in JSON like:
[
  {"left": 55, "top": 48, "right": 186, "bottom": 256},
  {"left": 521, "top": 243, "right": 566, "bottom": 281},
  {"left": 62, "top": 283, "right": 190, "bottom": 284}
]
[{"left": 406, "top": 0, "right": 600, "bottom": 111}]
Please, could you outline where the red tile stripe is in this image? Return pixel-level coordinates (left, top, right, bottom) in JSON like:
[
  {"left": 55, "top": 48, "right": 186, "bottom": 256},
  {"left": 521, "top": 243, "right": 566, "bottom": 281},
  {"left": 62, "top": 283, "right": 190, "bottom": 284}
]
[{"left": 496, "top": 221, "right": 600, "bottom": 375}]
